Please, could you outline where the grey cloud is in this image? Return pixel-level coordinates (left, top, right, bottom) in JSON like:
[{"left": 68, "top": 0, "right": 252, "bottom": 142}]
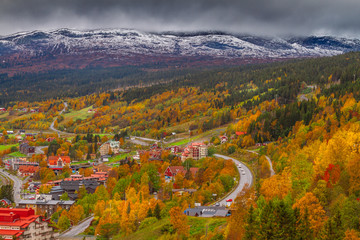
[{"left": 0, "top": 0, "right": 360, "bottom": 37}]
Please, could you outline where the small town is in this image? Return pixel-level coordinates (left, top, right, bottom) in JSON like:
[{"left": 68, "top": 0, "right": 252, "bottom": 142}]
[
  {"left": 0, "top": 1, "right": 360, "bottom": 238},
  {"left": 0, "top": 120, "right": 257, "bottom": 239}
]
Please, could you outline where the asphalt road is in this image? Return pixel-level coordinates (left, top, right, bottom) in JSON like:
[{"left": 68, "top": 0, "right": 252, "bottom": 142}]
[
  {"left": 49, "top": 102, "right": 70, "bottom": 135},
  {"left": 35, "top": 146, "right": 47, "bottom": 154},
  {"left": 59, "top": 216, "right": 94, "bottom": 238},
  {"left": 246, "top": 150, "right": 275, "bottom": 176},
  {"left": 213, "top": 154, "right": 253, "bottom": 206},
  {"left": 0, "top": 170, "right": 22, "bottom": 205}
]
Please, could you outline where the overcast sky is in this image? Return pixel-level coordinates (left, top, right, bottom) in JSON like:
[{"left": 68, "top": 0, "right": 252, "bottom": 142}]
[{"left": 1, "top": 0, "right": 360, "bottom": 37}]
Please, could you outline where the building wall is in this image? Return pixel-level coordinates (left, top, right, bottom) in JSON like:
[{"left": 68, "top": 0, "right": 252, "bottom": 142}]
[{"left": 21, "top": 219, "right": 58, "bottom": 240}]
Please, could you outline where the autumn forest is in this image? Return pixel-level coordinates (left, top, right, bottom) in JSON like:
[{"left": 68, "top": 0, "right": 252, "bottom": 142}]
[{"left": 1, "top": 51, "right": 360, "bottom": 239}]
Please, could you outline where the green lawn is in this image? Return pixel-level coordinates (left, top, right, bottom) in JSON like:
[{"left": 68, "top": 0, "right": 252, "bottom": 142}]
[
  {"left": 167, "top": 135, "right": 203, "bottom": 147},
  {"left": 109, "top": 152, "right": 134, "bottom": 163},
  {"left": 0, "top": 144, "right": 19, "bottom": 151},
  {"left": 71, "top": 160, "right": 93, "bottom": 165},
  {"left": 116, "top": 217, "right": 169, "bottom": 240},
  {"left": 8, "top": 151, "right": 27, "bottom": 157},
  {"left": 116, "top": 216, "right": 227, "bottom": 240},
  {"left": 63, "top": 106, "right": 94, "bottom": 121},
  {"left": 188, "top": 217, "right": 227, "bottom": 237}
]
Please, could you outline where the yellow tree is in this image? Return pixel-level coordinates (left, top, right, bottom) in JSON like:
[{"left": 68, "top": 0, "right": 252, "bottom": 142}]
[
  {"left": 169, "top": 206, "right": 189, "bottom": 237},
  {"left": 347, "top": 153, "right": 360, "bottom": 195},
  {"left": 260, "top": 170, "right": 291, "bottom": 201},
  {"left": 293, "top": 192, "right": 327, "bottom": 236},
  {"left": 226, "top": 184, "right": 256, "bottom": 240},
  {"left": 68, "top": 205, "right": 84, "bottom": 225}
]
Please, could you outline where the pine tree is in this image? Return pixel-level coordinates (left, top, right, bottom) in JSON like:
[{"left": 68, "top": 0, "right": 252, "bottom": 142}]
[
  {"left": 244, "top": 205, "right": 257, "bottom": 240},
  {"left": 147, "top": 208, "right": 153, "bottom": 218},
  {"left": 154, "top": 203, "right": 161, "bottom": 220}
]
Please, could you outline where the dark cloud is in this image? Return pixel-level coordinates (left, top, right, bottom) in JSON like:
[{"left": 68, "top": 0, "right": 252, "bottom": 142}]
[{"left": 1, "top": 0, "right": 360, "bottom": 37}]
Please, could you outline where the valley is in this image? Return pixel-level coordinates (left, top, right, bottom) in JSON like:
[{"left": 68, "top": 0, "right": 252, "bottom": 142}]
[{"left": 0, "top": 43, "right": 360, "bottom": 239}]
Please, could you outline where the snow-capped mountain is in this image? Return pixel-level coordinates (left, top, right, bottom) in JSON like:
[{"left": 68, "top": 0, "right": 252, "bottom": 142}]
[{"left": 0, "top": 28, "right": 359, "bottom": 73}]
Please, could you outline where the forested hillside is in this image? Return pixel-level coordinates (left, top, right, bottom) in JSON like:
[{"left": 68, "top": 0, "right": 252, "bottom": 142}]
[{"left": 1, "top": 52, "right": 360, "bottom": 239}]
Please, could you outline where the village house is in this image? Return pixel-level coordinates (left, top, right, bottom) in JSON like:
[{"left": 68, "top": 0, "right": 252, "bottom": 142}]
[
  {"left": 0, "top": 208, "right": 58, "bottom": 239},
  {"left": 18, "top": 199, "right": 74, "bottom": 217},
  {"left": 181, "top": 142, "right": 208, "bottom": 161},
  {"left": 19, "top": 143, "right": 35, "bottom": 155},
  {"left": 18, "top": 165, "right": 39, "bottom": 177},
  {"left": 98, "top": 140, "right": 120, "bottom": 156},
  {"left": 166, "top": 146, "right": 183, "bottom": 154},
  {"left": 184, "top": 206, "right": 230, "bottom": 218},
  {"left": 219, "top": 135, "right": 228, "bottom": 144},
  {"left": 164, "top": 166, "right": 199, "bottom": 179},
  {"left": 4, "top": 158, "right": 39, "bottom": 171},
  {"left": 48, "top": 177, "right": 101, "bottom": 200},
  {"left": 47, "top": 155, "right": 71, "bottom": 174},
  {"left": 0, "top": 108, "right": 6, "bottom": 112}
]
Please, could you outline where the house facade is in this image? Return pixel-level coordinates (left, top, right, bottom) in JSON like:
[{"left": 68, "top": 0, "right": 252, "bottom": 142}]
[
  {"left": 19, "top": 143, "right": 35, "bottom": 155},
  {"left": 18, "top": 165, "right": 39, "bottom": 177},
  {"left": 47, "top": 156, "right": 71, "bottom": 171},
  {"left": 18, "top": 199, "right": 74, "bottom": 217},
  {"left": 181, "top": 142, "right": 208, "bottom": 161},
  {"left": 0, "top": 208, "right": 58, "bottom": 240},
  {"left": 98, "top": 141, "right": 120, "bottom": 156}
]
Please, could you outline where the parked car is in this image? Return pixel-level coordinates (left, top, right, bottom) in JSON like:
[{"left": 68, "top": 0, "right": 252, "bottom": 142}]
[{"left": 226, "top": 199, "right": 233, "bottom": 202}]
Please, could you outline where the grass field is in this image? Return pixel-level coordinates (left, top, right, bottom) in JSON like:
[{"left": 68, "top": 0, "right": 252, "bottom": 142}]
[
  {"left": 63, "top": 106, "right": 94, "bottom": 121},
  {"left": 109, "top": 152, "right": 134, "bottom": 163},
  {"left": 117, "top": 216, "right": 227, "bottom": 240},
  {"left": 0, "top": 144, "right": 19, "bottom": 151},
  {"left": 8, "top": 151, "right": 27, "bottom": 157}
]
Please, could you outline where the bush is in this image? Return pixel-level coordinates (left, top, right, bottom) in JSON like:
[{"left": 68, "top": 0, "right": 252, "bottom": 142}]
[
  {"left": 161, "top": 223, "right": 175, "bottom": 234},
  {"left": 139, "top": 217, "right": 158, "bottom": 230},
  {"left": 10, "top": 146, "right": 18, "bottom": 152},
  {"left": 208, "top": 146, "right": 216, "bottom": 156},
  {"left": 227, "top": 145, "right": 236, "bottom": 154}
]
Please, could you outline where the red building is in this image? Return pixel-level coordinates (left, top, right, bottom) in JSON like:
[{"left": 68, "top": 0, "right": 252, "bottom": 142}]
[
  {"left": 0, "top": 208, "right": 57, "bottom": 239},
  {"left": 181, "top": 142, "right": 208, "bottom": 161},
  {"left": 164, "top": 166, "right": 199, "bottom": 178},
  {"left": 18, "top": 165, "right": 39, "bottom": 177}
]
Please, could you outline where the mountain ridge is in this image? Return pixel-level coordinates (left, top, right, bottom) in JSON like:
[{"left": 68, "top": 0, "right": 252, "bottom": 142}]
[{"left": 0, "top": 28, "right": 360, "bottom": 75}]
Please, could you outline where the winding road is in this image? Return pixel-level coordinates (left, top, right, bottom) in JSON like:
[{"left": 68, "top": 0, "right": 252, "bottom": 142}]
[
  {"left": 246, "top": 150, "right": 275, "bottom": 176},
  {"left": 213, "top": 150, "right": 275, "bottom": 206},
  {"left": 214, "top": 154, "right": 253, "bottom": 206},
  {"left": 0, "top": 170, "right": 23, "bottom": 205},
  {"left": 49, "top": 102, "right": 71, "bottom": 135},
  {"left": 58, "top": 216, "right": 94, "bottom": 238}
]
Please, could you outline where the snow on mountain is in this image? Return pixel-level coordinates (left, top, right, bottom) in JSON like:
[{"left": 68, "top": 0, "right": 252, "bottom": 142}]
[{"left": 1, "top": 28, "right": 360, "bottom": 59}]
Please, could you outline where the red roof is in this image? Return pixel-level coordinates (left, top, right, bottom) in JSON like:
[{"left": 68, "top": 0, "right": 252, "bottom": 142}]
[
  {"left": 169, "top": 166, "right": 185, "bottom": 174},
  {"left": 236, "top": 131, "right": 247, "bottom": 136},
  {"left": 0, "top": 208, "right": 35, "bottom": 217},
  {"left": 0, "top": 208, "right": 39, "bottom": 228},
  {"left": 48, "top": 155, "right": 71, "bottom": 166},
  {"left": 18, "top": 165, "right": 39, "bottom": 174},
  {"left": 0, "top": 229, "right": 24, "bottom": 237}
]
